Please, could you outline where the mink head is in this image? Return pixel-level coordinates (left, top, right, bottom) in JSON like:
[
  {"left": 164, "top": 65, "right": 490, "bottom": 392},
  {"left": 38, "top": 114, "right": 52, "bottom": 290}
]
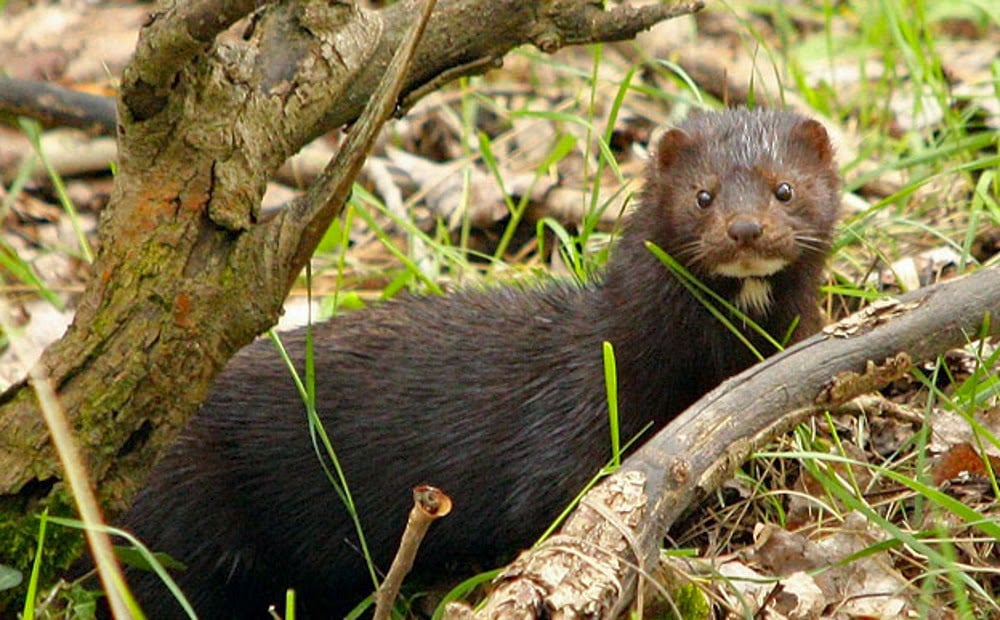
[{"left": 629, "top": 108, "right": 840, "bottom": 291}]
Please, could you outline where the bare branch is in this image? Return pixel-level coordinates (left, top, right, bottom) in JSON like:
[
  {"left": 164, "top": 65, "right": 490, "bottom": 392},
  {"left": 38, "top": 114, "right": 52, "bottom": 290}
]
[
  {"left": 459, "top": 264, "right": 1000, "bottom": 617},
  {"left": 533, "top": 1, "right": 706, "bottom": 51},
  {"left": 375, "top": 486, "right": 453, "bottom": 620}
]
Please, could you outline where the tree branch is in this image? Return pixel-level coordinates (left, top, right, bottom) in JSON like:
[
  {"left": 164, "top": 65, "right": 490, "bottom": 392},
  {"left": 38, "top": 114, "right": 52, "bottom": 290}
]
[
  {"left": 456, "top": 264, "right": 1000, "bottom": 617},
  {"left": 536, "top": 1, "right": 705, "bottom": 51}
]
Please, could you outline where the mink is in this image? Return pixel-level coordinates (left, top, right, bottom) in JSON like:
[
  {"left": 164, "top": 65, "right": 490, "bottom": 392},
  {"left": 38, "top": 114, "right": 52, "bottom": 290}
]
[{"left": 117, "top": 108, "right": 840, "bottom": 618}]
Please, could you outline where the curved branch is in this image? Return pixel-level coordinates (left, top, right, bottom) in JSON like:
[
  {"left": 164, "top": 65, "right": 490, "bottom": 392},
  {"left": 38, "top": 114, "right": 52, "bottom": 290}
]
[
  {"left": 461, "top": 264, "right": 1000, "bottom": 617},
  {"left": 1, "top": 1, "right": 706, "bottom": 170},
  {"left": 122, "top": 0, "right": 706, "bottom": 166}
]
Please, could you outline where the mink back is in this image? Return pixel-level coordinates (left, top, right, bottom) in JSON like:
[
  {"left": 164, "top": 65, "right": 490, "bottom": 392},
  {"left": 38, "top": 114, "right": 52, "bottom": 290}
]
[{"left": 118, "top": 107, "right": 840, "bottom": 618}]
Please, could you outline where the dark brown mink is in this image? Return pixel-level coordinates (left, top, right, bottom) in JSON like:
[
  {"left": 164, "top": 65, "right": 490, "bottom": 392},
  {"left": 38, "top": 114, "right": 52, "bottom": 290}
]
[{"left": 118, "top": 108, "right": 840, "bottom": 618}]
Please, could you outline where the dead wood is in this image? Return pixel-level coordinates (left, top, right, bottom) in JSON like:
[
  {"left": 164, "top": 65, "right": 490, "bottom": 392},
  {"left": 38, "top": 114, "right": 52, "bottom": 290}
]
[{"left": 450, "top": 264, "right": 1000, "bottom": 618}]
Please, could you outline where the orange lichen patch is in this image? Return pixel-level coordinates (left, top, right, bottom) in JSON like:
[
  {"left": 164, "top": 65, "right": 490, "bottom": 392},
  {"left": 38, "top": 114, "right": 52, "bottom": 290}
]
[
  {"left": 133, "top": 198, "right": 171, "bottom": 231},
  {"left": 179, "top": 196, "right": 208, "bottom": 213},
  {"left": 109, "top": 195, "right": 171, "bottom": 248},
  {"left": 173, "top": 291, "right": 194, "bottom": 329}
]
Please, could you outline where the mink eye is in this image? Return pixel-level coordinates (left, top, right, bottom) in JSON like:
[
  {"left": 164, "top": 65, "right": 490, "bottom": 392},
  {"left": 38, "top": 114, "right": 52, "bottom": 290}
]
[
  {"left": 775, "top": 182, "right": 793, "bottom": 202},
  {"left": 695, "top": 190, "right": 713, "bottom": 209}
]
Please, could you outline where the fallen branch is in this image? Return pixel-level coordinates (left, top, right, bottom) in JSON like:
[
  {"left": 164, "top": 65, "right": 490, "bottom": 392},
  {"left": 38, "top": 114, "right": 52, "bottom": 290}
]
[{"left": 450, "top": 264, "right": 1000, "bottom": 618}]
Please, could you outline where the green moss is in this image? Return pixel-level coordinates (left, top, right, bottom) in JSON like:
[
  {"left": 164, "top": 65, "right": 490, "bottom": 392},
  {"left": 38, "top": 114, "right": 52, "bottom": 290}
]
[
  {"left": 643, "top": 582, "right": 711, "bottom": 620},
  {"left": 0, "top": 489, "right": 86, "bottom": 615},
  {"left": 672, "top": 583, "right": 711, "bottom": 619}
]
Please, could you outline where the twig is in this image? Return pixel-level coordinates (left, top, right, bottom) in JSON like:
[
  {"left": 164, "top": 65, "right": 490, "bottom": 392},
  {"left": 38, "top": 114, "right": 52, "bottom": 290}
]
[
  {"left": 374, "top": 485, "right": 453, "bottom": 620},
  {"left": 539, "top": 0, "right": 706, "bottom": 50}
]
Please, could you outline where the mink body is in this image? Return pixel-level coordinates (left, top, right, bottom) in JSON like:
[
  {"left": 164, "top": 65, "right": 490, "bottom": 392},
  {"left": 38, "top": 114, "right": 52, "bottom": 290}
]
[{"left": 121, "top": 108, "right": 840, "bottom": 618}]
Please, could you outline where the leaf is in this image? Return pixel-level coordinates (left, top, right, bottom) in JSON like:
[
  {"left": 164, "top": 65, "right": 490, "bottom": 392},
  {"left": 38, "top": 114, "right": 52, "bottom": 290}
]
[{"left": 0, "top": 564, "right": 23, "bottom": 591}]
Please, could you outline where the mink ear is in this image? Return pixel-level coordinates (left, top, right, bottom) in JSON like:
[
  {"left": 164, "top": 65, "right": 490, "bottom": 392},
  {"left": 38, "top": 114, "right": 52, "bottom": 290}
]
[
  {"left": 656, "top": 128, "right": 694, "bottom": 169},
  {"left": 791, "top": 118, "right": 834, "bottom": 165}
]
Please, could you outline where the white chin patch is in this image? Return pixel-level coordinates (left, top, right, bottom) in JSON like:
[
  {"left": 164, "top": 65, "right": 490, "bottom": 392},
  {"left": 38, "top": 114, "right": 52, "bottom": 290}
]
[
  {"left": 735, "top": 278, "right": 773, "bottom": 316},
  {"left": 714, "top": 257, "right": 787, "bottom": 278}
]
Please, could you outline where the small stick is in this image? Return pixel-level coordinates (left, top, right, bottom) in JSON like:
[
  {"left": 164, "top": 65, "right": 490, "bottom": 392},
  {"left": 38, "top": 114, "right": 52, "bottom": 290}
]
[{"left": 373, "top": 485, "right": 453, "bottom": 620}]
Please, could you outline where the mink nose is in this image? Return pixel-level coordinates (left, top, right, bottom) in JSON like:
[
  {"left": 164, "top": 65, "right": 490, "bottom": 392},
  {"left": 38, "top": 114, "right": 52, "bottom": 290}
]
[{"left": 728, "top": 219, "right": 763, "bottom": 244}]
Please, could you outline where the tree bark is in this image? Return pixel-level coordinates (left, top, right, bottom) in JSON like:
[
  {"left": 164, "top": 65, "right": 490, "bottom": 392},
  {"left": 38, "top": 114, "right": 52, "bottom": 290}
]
[
  {"left": 0, "top": 0, "right": 703, "bottom": 589},
  {"left": 453, "top": 264, "right": 1000, "bottom": 618}
]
